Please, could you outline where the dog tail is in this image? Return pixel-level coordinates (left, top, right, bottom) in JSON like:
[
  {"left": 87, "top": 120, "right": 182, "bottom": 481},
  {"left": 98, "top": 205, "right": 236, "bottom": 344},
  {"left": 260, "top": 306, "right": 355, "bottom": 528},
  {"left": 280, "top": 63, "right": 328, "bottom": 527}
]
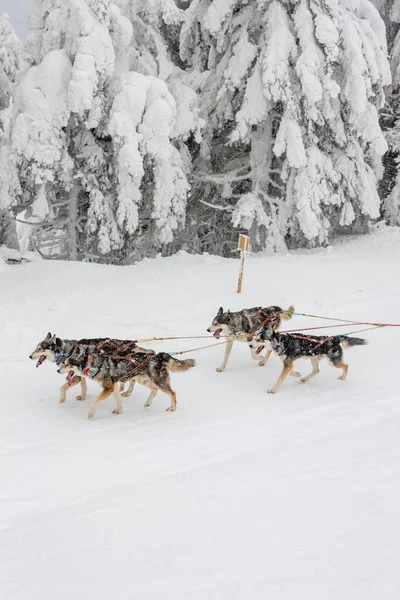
[
  {"left": 340, "top": 336, "right": 369, "bottom": 348},
  {"left": 168, "top": 356, "right": 196, "bottom": 372},
  {"left": 281, "top": 305, "right": 295, "bottom": 321}
]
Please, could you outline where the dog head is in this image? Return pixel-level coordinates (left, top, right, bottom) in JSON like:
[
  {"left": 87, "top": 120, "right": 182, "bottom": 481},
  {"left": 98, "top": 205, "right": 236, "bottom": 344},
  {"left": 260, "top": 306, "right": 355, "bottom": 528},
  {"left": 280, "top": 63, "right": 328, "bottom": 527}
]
[
  {"left": 206, "top": 307, "right": 234, "bottom": 339},
  {"left": 248, "top": 327, "right": 274, "bottom": 355},
  {"left": 57, "top": 360, "right": 81, "bottom": 385},
  {"left": 29, "top": 332, "right": 62, "bottom": 367}
]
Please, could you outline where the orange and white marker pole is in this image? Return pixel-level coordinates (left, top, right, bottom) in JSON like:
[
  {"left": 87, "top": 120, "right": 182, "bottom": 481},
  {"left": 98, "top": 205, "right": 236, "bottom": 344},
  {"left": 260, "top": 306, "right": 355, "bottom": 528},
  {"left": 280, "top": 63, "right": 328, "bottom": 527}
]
[{"left": 236, "top": 233, "right": 250, "bottom": 293}]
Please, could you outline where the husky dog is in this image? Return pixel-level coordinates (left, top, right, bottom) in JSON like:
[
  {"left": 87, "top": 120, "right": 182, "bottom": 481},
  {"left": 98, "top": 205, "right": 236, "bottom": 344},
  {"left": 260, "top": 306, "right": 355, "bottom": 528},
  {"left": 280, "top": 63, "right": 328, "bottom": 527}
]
[
  {"left": 206, "top": 305, "right": 295, "bottom": 372},
  {"left": 57, "top": 350, "right": 195, "bottom": 418},
  {"left": 250, "top": 329, "right": 368, "bottom": 393},
  {"left": 29, "top": 332, "right": 153, "bottom": 403}
]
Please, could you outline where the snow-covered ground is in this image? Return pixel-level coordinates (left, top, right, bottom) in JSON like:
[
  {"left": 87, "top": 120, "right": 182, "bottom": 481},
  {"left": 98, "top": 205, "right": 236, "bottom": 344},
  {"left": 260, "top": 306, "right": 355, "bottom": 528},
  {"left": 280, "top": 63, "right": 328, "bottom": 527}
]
[{"left": 1, "top": 227, "right": 400, "bottom": 600}]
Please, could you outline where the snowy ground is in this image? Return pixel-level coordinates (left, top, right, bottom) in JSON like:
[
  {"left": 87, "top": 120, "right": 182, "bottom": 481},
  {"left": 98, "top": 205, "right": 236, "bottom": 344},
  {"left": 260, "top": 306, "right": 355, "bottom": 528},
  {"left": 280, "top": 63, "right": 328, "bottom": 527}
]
[{"left": 1, "top": 227, "right": 400, "bottom": 600}]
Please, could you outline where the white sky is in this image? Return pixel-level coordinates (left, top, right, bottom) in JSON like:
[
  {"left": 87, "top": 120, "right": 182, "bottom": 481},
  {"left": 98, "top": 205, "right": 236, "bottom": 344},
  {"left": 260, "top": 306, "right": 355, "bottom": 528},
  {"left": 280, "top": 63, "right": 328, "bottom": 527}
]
[{"left": 1, "top": 0, "right": 28, "bottom": 39}]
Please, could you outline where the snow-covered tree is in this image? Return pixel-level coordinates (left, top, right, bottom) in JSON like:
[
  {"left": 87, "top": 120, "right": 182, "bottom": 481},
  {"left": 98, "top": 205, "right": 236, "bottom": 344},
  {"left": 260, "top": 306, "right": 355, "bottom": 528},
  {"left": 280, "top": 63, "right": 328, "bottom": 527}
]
[
  {"left": 0, "top": 14, "right": 22, "bottom": 128},
  {"left": 180, "top": 0, "right": 391, "bottom": 252},
  {"left": 372, "top": 0, "right": 400, "bottom": 225},
  {"left": 0, "top": 13, "right": 23, "bottom": 248},
  {"left": 3, "top": 0, "right": 197, "bottom": 262}
]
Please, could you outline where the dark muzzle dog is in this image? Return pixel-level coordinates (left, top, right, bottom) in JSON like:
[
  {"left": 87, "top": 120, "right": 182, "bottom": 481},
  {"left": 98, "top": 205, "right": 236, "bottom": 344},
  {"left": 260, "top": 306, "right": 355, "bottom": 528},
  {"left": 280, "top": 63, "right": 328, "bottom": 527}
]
[{"left": 250, "top": 328, "right": 368, "bottom": 393}]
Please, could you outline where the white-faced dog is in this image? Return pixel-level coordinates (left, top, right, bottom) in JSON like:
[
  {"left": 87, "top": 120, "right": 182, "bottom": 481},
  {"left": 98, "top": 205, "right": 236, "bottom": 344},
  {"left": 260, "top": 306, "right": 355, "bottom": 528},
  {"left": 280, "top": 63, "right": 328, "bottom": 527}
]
[{"left": 206, "top": 305, "right": 295, "bottom": 372}]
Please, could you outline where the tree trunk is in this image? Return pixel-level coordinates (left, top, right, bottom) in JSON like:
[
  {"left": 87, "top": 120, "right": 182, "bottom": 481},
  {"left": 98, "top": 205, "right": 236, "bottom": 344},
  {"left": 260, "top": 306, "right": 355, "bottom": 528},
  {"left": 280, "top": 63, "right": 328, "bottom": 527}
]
[
  {"left": 249, "top": 117, "right": 273, "bottom": 251},
  {"left": 67, "top": 181, "right": 78, "bottom": 261}
]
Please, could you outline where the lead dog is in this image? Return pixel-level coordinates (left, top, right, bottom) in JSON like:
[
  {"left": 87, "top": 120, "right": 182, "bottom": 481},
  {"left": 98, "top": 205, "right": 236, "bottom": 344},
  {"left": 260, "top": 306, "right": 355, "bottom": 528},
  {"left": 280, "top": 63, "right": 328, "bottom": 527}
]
[
  {"left": 250, "top": 328, "right": 368, "bottom": 393},
  {"left": 57, "top": 349, "right": 196, "bottom": 418},
  {"left": 29, "top": 332, "right": 154, "bottom": 403},
  {"left": 206, "top": 305, "right": 295, "bottom": 372}
]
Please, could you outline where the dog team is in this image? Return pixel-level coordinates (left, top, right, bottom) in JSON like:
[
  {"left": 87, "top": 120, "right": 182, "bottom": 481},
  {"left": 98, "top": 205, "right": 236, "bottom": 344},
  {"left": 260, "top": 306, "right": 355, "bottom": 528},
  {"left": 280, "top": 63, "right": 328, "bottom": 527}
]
[{"left": 29, "top": 304, "right": 368, "bottom": 418}]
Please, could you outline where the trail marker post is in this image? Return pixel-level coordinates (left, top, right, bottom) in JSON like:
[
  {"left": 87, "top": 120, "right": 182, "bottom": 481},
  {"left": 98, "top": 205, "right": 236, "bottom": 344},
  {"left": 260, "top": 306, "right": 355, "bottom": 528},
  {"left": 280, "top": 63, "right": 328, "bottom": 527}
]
[{"left": 236, "top": 233, "right": 250, "bottom": 293}]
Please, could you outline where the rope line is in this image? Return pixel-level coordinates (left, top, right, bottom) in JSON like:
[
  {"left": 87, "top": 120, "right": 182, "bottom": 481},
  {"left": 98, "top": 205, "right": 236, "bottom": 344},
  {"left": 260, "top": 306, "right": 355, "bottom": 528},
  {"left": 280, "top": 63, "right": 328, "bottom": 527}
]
[
  {"left": 285, "top": 311, "right": 400, "bottom": 328},
  {"left": 137, "top": 312, "right": 400, "bottom": 345},
  {"left": 283, "top": 323, "right": 366, "bottom": 334},
  {"left": 169, "top": 340, "right": 230, "bottom": 356},
  {"left": 136, "top": 335, "right": 214, "bottom": 343},
  {"left": 337, "top": 325, "right": 386, "bottom": 336}
]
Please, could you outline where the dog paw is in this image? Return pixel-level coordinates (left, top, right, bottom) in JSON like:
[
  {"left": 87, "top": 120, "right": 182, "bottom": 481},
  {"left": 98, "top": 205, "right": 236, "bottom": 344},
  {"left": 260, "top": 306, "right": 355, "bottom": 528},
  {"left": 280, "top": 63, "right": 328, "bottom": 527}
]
[
  {"left": 144, "top": 402, "right": 151, "bottom": 408},
  {"left": 59, "top": 397, "right": 66, "bottom": 404},
  {"left": 291, "top": 371, "right": 301, "bottom": 378},
  {"left": 267, "top": 389, "right": 276, "bottom": 394},
  {"left": 87, "top": 412, "right": 94, "bottom": 419},
  {"left": 258, "top": 360, "right": 267, "bottom": 366},
  {"left": 75, "top": 395, "right": 85, "bottom": 401},
  {"left": 300, "top": 378, "right": 307, "bottom": 383},
  {"left": 121, "top": 392, "right": 131, "bottom": 398},
  {"left": 112, "top": 408, "right": 123, "bottom": 414},
  {"left": 216, "top": 367, "right": 225, "bottom": 373},
  {"left": 166, "top": 406, "right": 176, "bottom": 412},
  {"left": 338, "top": 375, "right": 346, "bottom": 381}
]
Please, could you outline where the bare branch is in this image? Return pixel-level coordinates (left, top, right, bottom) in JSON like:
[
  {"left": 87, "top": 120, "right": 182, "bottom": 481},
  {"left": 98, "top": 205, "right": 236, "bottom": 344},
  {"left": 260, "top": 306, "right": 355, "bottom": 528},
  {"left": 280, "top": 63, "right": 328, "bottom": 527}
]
[{"left": 199, "top": 199, "right": 234, "bottom": 212}]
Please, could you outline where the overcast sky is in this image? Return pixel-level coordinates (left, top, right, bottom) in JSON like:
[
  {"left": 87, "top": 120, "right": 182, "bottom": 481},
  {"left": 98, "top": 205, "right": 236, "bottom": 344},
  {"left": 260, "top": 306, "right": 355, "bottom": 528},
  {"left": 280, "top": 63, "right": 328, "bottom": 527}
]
[{"left": 1, "top": 0, "right": 28, "bottom": 39}]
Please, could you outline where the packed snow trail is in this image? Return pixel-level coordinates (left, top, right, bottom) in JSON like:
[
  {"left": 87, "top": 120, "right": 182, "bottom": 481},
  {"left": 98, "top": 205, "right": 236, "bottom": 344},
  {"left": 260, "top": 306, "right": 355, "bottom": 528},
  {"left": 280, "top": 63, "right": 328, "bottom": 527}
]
[{"left": 1, "top": 228, "right": 400, "bottom": 599}]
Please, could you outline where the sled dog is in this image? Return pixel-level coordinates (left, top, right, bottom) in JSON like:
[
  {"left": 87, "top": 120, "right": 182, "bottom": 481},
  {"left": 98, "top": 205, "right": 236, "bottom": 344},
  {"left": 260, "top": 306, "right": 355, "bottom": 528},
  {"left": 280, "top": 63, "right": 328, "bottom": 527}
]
[
  {"left": 57, "top": 349, "right": 195, "bottom": 418},
  {"left": 29, "top": 332, "right": 153, "bottom": 403},
  {"left": 250, "top": 329, "right": 368, "bottom": 393},
  {"left": 206, "top": 305, "right": 295, "bottom": 372}
]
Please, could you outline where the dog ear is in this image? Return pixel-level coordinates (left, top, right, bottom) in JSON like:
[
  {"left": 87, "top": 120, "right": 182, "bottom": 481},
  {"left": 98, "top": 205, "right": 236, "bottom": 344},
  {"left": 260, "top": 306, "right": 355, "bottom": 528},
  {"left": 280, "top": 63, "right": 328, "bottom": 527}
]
[
  {"left": 218, "top": 307, "right": 223, "bottom": 316},
  {"left": 51, "top": 333, "right": 57, "bottom": 343},
  {"left": 45, "top": 332, "right": 52, "bottom": 340},
  {"left": 227, "top": 309, "right": 231, "bottom": 315},
  {"left": 55, "top": 337, "right": 62, "bottom": 349}
]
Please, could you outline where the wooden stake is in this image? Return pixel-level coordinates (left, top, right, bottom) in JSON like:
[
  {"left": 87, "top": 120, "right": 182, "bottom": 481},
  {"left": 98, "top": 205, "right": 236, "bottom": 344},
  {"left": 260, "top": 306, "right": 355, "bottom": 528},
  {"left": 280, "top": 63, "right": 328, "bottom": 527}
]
[{"left": 236, "top": 234, "right": 250, "bottom": 293}]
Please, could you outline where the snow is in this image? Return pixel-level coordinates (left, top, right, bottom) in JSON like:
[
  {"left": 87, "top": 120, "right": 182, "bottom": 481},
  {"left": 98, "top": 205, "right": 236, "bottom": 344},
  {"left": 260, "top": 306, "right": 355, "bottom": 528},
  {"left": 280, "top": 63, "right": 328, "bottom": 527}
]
[
  {"left": 109, "top": 72, "right": 189, "bottom": 243},
  {"left": 217, "top": 30, "right": 257, "bottom": 98},
  {"left": 1, "top": 227, "right": 400, "bottom": 598},
  {"left": 261, "top": 1, "right": 298, "bottom": 104},
  {"left": 0, "top": 13, "right": 23, "bottom": 82},
  {"left": 203, "top": 0, "right": 237, "bottom": 35},
  {"left": 11, "top": 48, "right": 71, "bottom": 171},
  {"left": 68, "top": 0, "right": 115, "bottom": 124},
  {"left": 231, "top": 192, "right": 270, "bottom": 230}
]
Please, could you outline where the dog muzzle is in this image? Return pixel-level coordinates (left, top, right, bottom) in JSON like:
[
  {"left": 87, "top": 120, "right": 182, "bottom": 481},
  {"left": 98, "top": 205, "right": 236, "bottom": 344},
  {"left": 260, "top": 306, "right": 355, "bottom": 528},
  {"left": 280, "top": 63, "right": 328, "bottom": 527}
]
[{"left": 35, "top": 355, "right": 46, "bottom": 368}]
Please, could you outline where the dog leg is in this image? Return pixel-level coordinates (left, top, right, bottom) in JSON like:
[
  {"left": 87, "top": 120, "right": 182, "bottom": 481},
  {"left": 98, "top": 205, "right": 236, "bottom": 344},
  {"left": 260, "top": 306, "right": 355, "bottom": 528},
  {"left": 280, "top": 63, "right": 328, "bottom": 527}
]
[
  {"left": 216, "top": 340, "right": 233, "bottom": 372},
  {"left": 112, "top": 384, "right": 123, "bottom": 415},
  {"left": 268, "top": 359, "right": 294, "bottom": 394},
  {"left": 88, "top": 386, "right": 114, "bottom": 418},
  {"left": 164, "top": 389, "right": 177, "bottom": 412},
  {"left": 300, "top": 356, "right": 320, "bottom": 383},
  {"left": 249, "top": 345, "right": 272, "bottom": 367},
  {"left": 158, "top": 376, "right": 177, "bottom": 411},
  {"left": 328, "top": 350, "right": 348, "bottom": 381},
  {"left": 258, "top": 348, "right": 272, "bottom": 366},
  {"left": 121, "top": 379, "right": 135, "bottom": 398},
  {"left": 144, "top": 384, "right": 158, "bottom": 408},
  {"left": 59, "top": 375, "right": 82, "bottom": 403},
  {"left": 335, "top": 361, "right": 348, "bottom": 381},
  {"left": 76, "top": 377, "right": 87, "bottom": 401}
]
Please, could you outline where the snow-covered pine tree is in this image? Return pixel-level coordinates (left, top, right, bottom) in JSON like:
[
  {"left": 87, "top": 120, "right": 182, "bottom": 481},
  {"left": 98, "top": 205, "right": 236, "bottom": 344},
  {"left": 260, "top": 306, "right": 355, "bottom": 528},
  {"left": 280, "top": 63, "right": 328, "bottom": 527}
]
[
  {"left": 0, "top": 13, "right": 23, "bottom": 248},
  {"left": 107, "top": 0, "right": 202, "bottom": 259},
  {"left": 3, "top": 0, "right": 196, "bottom": 262},
  {"left": 180, "top": 0, "right": 391, "bottom": 253},
  {"left": 373, "top": 0, "right": 400, "bottom": 225}
]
